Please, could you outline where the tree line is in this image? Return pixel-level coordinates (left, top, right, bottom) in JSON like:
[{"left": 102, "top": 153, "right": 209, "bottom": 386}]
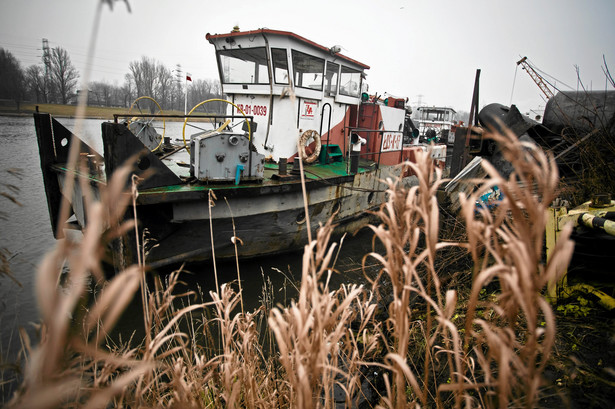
[{"left": 0, "top": 47, "right": 224, "bottom": 112}]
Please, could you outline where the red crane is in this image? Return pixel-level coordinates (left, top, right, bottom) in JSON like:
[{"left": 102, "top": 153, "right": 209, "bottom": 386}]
[{"left": 516, "top": 56, "right": 555, "bottom": 99}]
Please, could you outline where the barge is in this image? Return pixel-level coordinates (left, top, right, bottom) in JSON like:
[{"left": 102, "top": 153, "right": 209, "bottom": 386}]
[{"left": 34, "top": 28, "right": 439, "bottom": 269}]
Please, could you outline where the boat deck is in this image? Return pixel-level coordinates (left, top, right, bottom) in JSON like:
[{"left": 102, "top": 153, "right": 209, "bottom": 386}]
[
  {"left": 158, "top": 145, "right": 377, "bottom": 181},
  {"left": 50, "top": 150, "right": 380, "bottom": 205},
  {"left": 137, "top": 155, "right": 379, "bottom": 202}
]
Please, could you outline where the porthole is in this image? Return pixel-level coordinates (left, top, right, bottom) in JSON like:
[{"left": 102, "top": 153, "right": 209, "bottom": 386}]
[
  {"left": 137, "top": 156, "right": 150, "bottom": 170},
  {"left": 60, "top": 138, "right": 68, "bottom": 147},
  {"left": 296, "top": 211, "right": 306, "bottom": 225}
]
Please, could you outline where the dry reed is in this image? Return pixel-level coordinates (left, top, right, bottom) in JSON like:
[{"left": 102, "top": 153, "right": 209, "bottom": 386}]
[{"left": 6, "top": 124, "right": 574, "bottom": 408}]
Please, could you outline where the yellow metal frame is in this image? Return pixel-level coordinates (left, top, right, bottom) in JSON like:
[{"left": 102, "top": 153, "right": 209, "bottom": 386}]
[{"left": 545, "top": 199, "right": 615, "bottom": 310}]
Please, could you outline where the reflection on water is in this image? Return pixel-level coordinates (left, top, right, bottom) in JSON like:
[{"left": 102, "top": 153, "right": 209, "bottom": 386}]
[
  {"left": 0, "top": 114, "right": 378, "bottom": 401},
  {"left": 156, "top": 227, "right": 377, "bottom": 312}
]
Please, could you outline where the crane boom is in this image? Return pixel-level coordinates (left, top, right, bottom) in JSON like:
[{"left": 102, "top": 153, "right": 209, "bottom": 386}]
[{"left": 517, "top": 56, "right": 555, "bottom": 99}]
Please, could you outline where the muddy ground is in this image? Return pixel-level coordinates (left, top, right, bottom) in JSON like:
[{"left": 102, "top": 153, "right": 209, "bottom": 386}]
[{"left": 542, "top": 305, "right": 615, "bottom": 408}]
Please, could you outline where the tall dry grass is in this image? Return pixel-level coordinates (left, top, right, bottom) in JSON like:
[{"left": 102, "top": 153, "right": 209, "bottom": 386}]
[
  {"left": 6, "top": 126, "right": 574, "bottom": 408},
  {"left": 268, "top": 219, "right": 380, "bottom": 408},
  {"left": 364, "top": 128, "right": 574, "bottom": 408}
]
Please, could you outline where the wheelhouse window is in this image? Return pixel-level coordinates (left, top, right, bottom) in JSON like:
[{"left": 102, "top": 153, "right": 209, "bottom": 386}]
[
  {"left": 292, "top": 50, "right": 324, "bottom": 90},
  {"left": 339, "top": 66, "right": 361, "bottom": 97},
  {"left": 271, "top": 48, "right": 289, "bottom": 84},
  {"left": 325, "top": 62, "right": 339, "bottom": 96},
  {"left": 218, "top": 47, "right": 270, "bottom": 84},
  {"left": 421, "top": 109, "right": 452, "bottom": 121}
]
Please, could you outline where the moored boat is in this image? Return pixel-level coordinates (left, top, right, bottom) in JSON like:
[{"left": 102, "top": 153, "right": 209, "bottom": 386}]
[
  {"left": 415, "top": 106, "right": 457, "bottom": 144},
  {"left": 34, "top": 28, "right": 443, "bottom": 269}
]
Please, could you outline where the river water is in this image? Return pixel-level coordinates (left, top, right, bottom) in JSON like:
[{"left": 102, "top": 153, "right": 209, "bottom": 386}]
[{"left": 0, "top": 114, "right": 378, "bottom": 401}]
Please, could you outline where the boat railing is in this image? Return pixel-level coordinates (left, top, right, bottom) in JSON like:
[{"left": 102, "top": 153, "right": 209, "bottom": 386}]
[
  {"left": 112, "top": 112, "right": 256, "bottom": 151},
  {"left": 113, "top": 113, "right": 255, "bottom": 126},
  {"left": 111, "top": 113, "right": 258, "bottom": 179},
  {"left": 345, "top": 127, "right": 405, "bottom": 169},
  {"left": 319, "top": 103, "right": 333, "bottom": 164}
]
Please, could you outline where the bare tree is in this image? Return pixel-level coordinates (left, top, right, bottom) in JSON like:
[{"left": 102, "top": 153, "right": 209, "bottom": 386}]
[
  {"left": 89, "top": 80, "right": 113, "bottom": 106},
  {"left": 24, "top": 65, "right": 46, "bottom": 103},
  {"left": 128, "top": 57, "right": 187, "bottom": 110},
  {"left": 0, "top": 48, "right": 25, "bottom": 109},
  {"left": 156, "top": 64, "right": 173, "bottom": 109},
  {"left": 128, "top": 56, "right": 158, "bottom": 102},
  {"left": 110, "top": 82, "right": 124, "bottom": 107},
  {"left": 171, "top": 64, "right": 183, "bottom": 111},
  {"left": 49, "top": 47, "right": 79, "bottom": 104},
  {"left": 189, "top": 78, "right": 224, "bottom": 113},
  {"left": 122, "top": 73, "right": 134, "bottom": 107}
]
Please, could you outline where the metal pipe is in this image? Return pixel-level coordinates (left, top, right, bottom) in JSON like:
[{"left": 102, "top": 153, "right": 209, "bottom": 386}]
[
  {"left": 261, "top": 30, "right": 274, "bottom": 148},
  {"left": 578, "top": 212, "right": 615, "bottom": 236},
  {"left": 377, "top": 130, "right": 382, "bottom": 168}
]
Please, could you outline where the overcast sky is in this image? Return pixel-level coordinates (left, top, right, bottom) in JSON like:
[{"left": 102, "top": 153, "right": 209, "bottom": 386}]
[{"left": 1, "top": 0, "right": 613, "bottom": 115}]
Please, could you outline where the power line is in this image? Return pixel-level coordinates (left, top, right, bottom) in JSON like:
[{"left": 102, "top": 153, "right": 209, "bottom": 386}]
[
  {"left": 526, "top": 57, "right": 575, "bottom": 91},
  {"left": 0, "top": 42, "right": 39, "bottom": 51}
]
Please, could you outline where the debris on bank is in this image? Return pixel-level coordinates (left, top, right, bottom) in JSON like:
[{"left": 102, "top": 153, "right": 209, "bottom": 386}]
[{"left": 441, "top": 89, "right": 615, "bottom": 309}]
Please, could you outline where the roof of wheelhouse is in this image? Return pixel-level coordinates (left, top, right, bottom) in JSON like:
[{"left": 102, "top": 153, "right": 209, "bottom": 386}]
[
  {"left": 417, "top": 106, "right": 457, "bottom": 113},
  {"left": 205, "top": 28, "right": 370, "bottom": 70}
]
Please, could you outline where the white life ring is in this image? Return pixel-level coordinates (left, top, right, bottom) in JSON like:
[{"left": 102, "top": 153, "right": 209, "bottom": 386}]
[{"left": 298, "top": 129, "right": 321, "bottom": 164}]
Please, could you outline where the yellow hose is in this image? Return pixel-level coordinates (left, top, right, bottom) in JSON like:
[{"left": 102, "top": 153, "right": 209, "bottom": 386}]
[{"left": 182, "top": 98, "right": 250, "bottom": 154}]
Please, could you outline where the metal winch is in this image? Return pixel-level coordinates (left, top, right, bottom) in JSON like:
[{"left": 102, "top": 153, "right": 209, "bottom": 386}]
[{"left": 190, "top": 130, "right": 264, "bottom": 184}]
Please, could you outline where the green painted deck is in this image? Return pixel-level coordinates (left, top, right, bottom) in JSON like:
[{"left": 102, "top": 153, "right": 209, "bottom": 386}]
[{"left": 138, "top": 159, "right": 375, "bottom": 196}]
